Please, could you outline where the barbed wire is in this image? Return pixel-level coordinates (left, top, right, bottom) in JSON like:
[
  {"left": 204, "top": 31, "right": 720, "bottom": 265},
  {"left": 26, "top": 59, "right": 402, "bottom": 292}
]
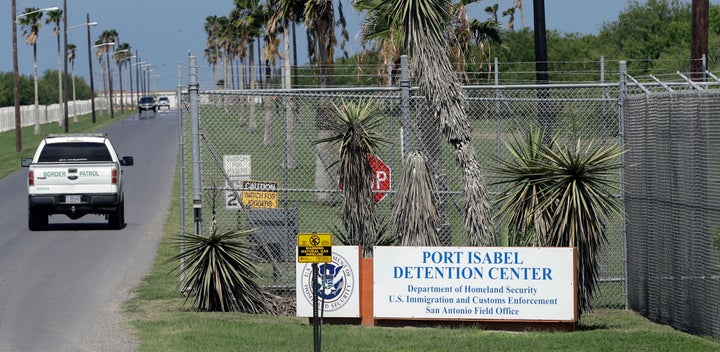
[{"left": 172, "top": 57, "right": 713, "bottom": 89}]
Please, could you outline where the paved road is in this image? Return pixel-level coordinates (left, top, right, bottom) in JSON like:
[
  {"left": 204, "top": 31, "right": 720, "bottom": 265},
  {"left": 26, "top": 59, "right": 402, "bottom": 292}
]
[{"left": 0, "top": 110, "right": 179, "bottom": 351}]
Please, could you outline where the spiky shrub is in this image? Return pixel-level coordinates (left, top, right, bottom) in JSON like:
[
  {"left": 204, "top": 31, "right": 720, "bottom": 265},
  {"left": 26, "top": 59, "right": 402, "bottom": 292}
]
[
  {"left": 493, "top": 128, "right": 624, "bottom": 316},
  {"left": 316, "top": 99, "right": 385, "bottom": 258},
  {"left": 392, "top": 151, "right": 441, "bottom": 246},
  {"left": 492, "top": 128, "right": 553, "bottom": 247},
  {"left": 168, "top": 228, "right": 273, "bottom": 313}
]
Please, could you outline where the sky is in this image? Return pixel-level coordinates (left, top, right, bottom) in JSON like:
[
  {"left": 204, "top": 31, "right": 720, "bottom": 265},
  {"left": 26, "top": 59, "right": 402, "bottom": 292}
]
[{"left": 0, "top": 0, "right": 678, "bottom": 91}]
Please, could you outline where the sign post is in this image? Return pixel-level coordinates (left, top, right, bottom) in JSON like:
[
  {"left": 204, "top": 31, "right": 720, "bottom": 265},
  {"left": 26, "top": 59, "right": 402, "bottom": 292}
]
[{"left": 297, "top": 233, "right": 332, "bottom": 352}]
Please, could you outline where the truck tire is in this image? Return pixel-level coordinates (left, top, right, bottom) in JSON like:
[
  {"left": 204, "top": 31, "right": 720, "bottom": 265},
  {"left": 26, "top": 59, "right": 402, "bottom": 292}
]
[
  {"left": 28, "top": 207, "right": 48, "bottom": 231},
  {"left": 108, "top": 200, "right": 125, "bottom": 229}
]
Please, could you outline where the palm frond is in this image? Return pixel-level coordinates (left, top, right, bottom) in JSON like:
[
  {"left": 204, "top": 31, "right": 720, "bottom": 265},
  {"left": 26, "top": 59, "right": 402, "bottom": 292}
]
[{"left": 392, "top": 151, "right": 440, "bottom": 246}]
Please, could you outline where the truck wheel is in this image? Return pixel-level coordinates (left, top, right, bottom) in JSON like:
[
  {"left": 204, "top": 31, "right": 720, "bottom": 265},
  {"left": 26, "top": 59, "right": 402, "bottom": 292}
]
[
  {"left": 28, "top": 207, "right": 47, "bottom": 231},
  {"left": 108, "top": 200, "right": 125, "bottom": 229}
]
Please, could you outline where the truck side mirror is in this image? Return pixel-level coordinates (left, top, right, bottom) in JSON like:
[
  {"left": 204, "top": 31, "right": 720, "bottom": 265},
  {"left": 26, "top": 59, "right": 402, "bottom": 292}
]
[
  {"left": 121, "top": 156, "right": 134, "bottom": 166},
  {"left": 21, "top": 158, "right": 32, "bottom": 167}
]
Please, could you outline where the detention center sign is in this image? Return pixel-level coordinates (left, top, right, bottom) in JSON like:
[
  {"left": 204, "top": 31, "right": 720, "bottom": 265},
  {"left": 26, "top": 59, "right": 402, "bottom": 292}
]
[{"left": 373, "top": 246, "right": 577, "bottom": 321}]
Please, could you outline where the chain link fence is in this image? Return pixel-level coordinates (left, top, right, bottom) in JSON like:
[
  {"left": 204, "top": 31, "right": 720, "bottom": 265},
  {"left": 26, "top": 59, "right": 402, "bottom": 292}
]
[
  {"left": 624, "top": 88, "right": 720, "bottom": 337},
  {"left": 179, "top": 58, "right": 627, "bottom": 310}
]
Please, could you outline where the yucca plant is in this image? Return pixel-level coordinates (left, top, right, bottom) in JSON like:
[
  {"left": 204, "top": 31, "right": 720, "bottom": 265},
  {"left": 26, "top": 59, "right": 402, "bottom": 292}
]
[
  {"left": 491, "top": 128, "right": 553, "bottom": 247},
  {"left": 392, "top": 151, "right": 441, "bottom": 246},
  {"left": 493, "top": 128, "right": 625, "bottom": 317},
  {"left": 316, "top": 99, "right": 386, "bottom": 258},
  {"left": 168, "top": 224, "right": 272, "bottom": 313}
]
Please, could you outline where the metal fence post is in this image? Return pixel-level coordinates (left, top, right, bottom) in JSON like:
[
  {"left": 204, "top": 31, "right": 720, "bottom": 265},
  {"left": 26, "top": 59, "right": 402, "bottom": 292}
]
[
  {"left": 189, "top": 55, "right": 202, "bottom": 236},
  {"left": 400, "top": 55, "right": 411, "bottom": 159},
  {"left": 178, "top": 61, "right": 185, "bottom": 236},
  {"left": 618, "top": 60, "right": 629, "bottom": 309},
  {"left": 177, "top": 61, "right": 187, "bottom": 282}
]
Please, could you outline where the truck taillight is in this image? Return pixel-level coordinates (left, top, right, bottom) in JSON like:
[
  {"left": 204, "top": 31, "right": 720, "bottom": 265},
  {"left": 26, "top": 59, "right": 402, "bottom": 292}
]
[
  {"left": 111, "top": 168, "right": 118, "bottom": 184},
  {"left": 28, "top": 170, "right": 34, "bottom": 186}
]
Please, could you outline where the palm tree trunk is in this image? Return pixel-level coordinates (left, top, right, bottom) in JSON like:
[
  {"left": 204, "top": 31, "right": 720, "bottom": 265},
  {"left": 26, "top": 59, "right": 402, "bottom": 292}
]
[
  {"left": 416, "top": 102, "right": 451, "bottom": 245},
  {"left": 291, "top": 21, "right": 298, "bottom": 88},
  {"left": 249, "top": 40, "right": 257, "bottom": 132},
  {"left": 313, "top": 11, "right": 337, "bottom": 205},
  {"left": 283, "top": 22, "right": 297, "bottom": 170},
  {"left": 263, "top": 59, "right": 273, "bottom": 147},
  {"left": 413, "top": 35, "right": 494, "bottom": 246},
  {"left": 99, "top": 58, "right": 108, "bottom": 116}
]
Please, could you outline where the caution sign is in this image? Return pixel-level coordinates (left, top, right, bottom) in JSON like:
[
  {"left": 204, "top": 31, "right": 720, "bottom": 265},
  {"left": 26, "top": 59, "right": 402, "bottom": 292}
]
[
  {"left": 241, "top": 180, "right": 279, "bottom": 208},
  {"left": 297, "top": 233, "right": 332, "bottom": 263}
]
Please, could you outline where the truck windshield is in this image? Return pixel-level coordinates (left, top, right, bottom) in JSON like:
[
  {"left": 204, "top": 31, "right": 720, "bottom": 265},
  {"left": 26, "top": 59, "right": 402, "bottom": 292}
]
[{"left": 38, "top": 142, "right": 113, "bottom": 162}]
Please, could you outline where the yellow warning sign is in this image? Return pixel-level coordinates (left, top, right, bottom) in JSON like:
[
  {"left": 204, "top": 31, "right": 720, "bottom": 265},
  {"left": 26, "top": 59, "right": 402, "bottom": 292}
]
[
  {"left": 297, "top": 233, "right": 332, "bottom": 263},
  {"left": 241, "top": 180, "right": 278, "bottom": 208}
]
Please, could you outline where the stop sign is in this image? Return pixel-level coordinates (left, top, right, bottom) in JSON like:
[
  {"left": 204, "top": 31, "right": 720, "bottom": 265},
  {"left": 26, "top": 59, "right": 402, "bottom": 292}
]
[{"left": 368, "top": 155, "right": 391, "bottom": 202}]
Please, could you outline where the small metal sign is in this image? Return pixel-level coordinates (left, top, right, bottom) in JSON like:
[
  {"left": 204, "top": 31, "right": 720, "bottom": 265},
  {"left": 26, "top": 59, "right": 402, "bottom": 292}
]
[
  {"left": 241, "top": 180, "right": 279, "bottom": 208},
  {"left": 297, "top": 233, "right": 332, "bottom": 263}
]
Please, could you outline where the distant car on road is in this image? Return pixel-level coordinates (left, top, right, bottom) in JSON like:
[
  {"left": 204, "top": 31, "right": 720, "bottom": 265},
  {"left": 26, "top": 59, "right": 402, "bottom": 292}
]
[
  {"left": 138, "top": 96, "right": 156, "bottom": 114},
  {"left": 156, "top": 96, "right": 171, "bottom": 111}
]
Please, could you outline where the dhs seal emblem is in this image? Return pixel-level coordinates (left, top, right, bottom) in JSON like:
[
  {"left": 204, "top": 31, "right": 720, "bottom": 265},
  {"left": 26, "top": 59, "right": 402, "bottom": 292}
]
[{"left": 301, "top": 252, "right": 355, "bottom": 312}]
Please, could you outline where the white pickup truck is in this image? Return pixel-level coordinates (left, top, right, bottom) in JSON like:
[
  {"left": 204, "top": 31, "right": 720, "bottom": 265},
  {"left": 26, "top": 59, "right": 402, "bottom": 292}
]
[{"left": 21, "top": 133, "right": 134, "bottom": 230}]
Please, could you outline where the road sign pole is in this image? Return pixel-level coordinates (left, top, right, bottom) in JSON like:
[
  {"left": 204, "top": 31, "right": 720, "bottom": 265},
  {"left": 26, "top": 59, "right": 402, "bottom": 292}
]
[
  {"left": 312, "top": 262, "right": 321, "bottom": 352},
  {"left": 298, "top": 233, "right": 332, "bottom": 351}
]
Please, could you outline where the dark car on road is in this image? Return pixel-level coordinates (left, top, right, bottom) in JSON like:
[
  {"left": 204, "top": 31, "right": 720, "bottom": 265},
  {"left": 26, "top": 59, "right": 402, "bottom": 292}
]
[{"left": 138, "top": 96, "right": 156, "bottom": 114}]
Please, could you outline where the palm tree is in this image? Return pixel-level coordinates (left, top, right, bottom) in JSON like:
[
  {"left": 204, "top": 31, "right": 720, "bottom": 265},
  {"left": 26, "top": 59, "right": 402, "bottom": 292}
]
[
  {"left": 261, "top": 19, "right": 281, "bottom": 147},
  {"left": 204, "top": 16, "right": 222, "bottom": 86},
  {"left": 45, "top": 9, "right": 64, "bottom": 128},
  {"left": 316, "top": 100, "right": 385, "bottom": 257},
  {"left": 67, "top": 43, "right": 79, "bottom": 123},
  {"left": 215, "top": 16, "right": 232, "bottom": 90},
  {"left": 19, "top": 7, "right": 44, "bottom": 135},
  {"left": 233, "top": 0, "right": 266, "bottom": 132},
  {"left": 94, "top": 38, "right": 108, "bottom": 116},
  {"left": 450, "top": 0, "right": 502, "bottom": 83},
  {"left": 115, "top": 42, "right": 132, "bottom": 111},
  {"left": 97, "top": 30, "right": 118, "bottom": 115},
  {"left": 468, "top": 19, "right": 502, "bottom": 83},
  {"left": 305, "top": 0, "right": 348, "bottom": 205},
  {"left": 502, "top": 7, "right": 516, "bottom": 31},
  {"left": 266, "top": 0, "right": 305, "bottom": 169},
  {"left": 485, "top": 3, "right": 499, "bottom": 23},
  {"left": 359, "top": 0, "right": 495, "bottom": 245}
]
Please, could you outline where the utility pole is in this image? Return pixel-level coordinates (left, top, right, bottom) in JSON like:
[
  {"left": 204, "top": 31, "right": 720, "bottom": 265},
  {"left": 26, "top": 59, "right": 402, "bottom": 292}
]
[
  {"left": 12, "top": 0, "right": 22, "bottom": 151},
  {"left": 62, "top": 0, "right": 69, "bottom": 132},
  {"left": 691, "top": 0, "right": 708, "bottom": 81}
]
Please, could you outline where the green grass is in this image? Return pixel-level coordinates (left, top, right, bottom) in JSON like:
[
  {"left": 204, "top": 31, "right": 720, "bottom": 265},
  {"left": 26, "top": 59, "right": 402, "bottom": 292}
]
[
  {"left": 123, "top": 163, "right": 720, "bottom": 352},
  {"left": 0, "top": 110, "right": 134, "bottom": 179}
]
